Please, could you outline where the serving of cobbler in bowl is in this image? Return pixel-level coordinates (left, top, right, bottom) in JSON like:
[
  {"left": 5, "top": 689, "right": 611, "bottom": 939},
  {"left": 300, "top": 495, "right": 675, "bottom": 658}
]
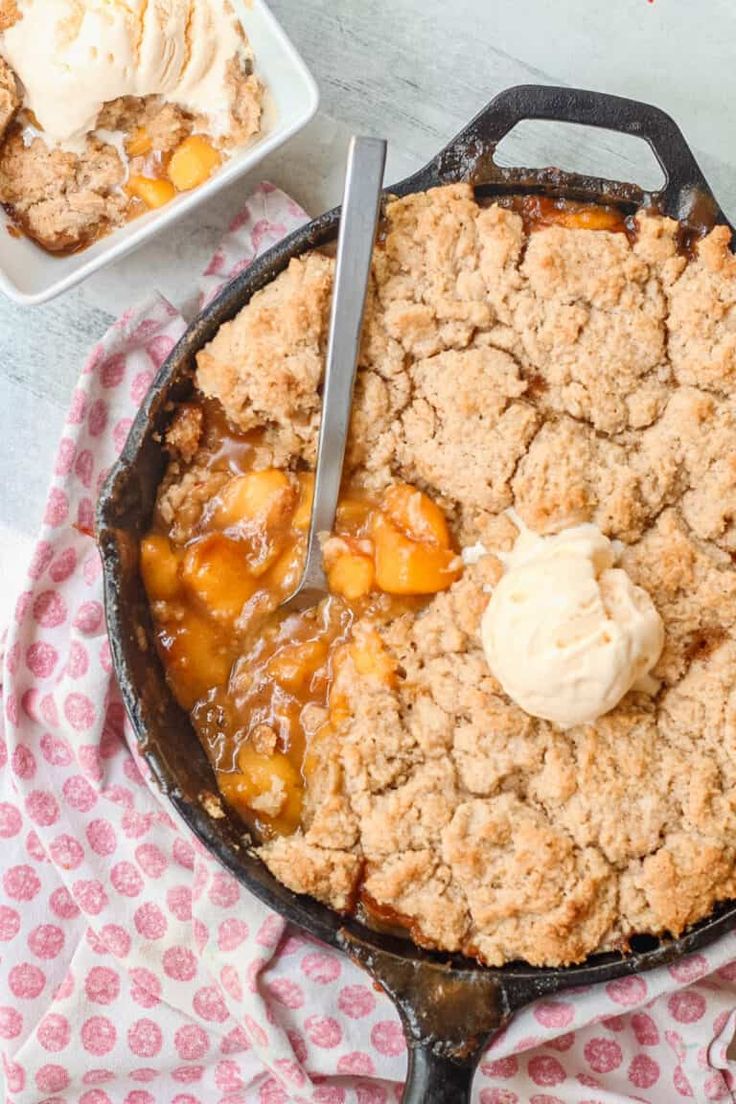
[
  {"left": 0, "top": 0, "right": 318, "bottom": 304},
  {"left": 0, "top": 0, "right": 264, "bottom": 254},
  {"left": 130, "top": 181, "right": 736, "bottom": 969}
]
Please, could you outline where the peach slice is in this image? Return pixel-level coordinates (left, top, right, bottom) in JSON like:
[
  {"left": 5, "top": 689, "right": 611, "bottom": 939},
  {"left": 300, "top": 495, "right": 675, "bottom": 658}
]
[
  {"left": 292, "top": 472, "right": 315, "bottom": 531},
  {"left": 219, "top": 745, "right": 303, "bottom": 833},
  {"left": 126, "top": 127, "right": 153, "bottom": 158},
  {"left": 161, "top": 612, "right": 232, "bottom": 709},
  {"left": 267, "top": 639, "right": 329, "bottom": 694},
  {"left": 336, "top": 496, "right": 374, "bottom": 534},
  {"left": 327, "top": 552, "right": 375, "bottom": 600},
  {"left": 126, "top": 175, "right": 176, "bottom": 209},
  {"left": 213, "top": 470, "right": 296, "bottom": 530},
  {"left": 382, "top": 483, "right": 450, "bottom": 547},
  {"left": 267, "top": 541, "right": 305, "bottom": 594},
  {"left": 168, "top": 135, "right": 222, "bottom": 192},
  {"left": 140, "top": 534, "right": 181, "bottom": 601},
  {"left": 556, "top": 207, "right": 624, "bottom": 232},
  {"left": 371, "top": 513, "right": 460, "bottom": 595},
  {"left": 181, "top": 533, "right": 256, "bottom": 621}
]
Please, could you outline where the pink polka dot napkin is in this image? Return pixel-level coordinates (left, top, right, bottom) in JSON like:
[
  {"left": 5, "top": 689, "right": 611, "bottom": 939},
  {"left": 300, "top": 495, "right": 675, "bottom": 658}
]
[{"left": 2, "top": 183, "right": 736, "bottom": 1104}]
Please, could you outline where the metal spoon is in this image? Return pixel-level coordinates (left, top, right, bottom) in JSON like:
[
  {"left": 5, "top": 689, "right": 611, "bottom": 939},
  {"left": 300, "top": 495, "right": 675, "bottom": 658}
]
[{"left": 281, "top": 135, "right": 387, "bottom": 613}]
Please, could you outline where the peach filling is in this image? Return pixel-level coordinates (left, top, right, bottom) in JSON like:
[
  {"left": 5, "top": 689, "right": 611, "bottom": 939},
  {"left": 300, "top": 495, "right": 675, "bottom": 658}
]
[
  {"left": 141, "top": 463, "right": 461, "bottom": 839},
  {"left": 125, "top": 130, "right": 222, "bottom": 212}
]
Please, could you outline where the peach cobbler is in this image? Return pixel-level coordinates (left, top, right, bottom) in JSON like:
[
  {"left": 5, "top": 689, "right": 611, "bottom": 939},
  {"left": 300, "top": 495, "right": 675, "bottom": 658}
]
[
  {"left": 0, "top": 0, "right": 263, "bottom": 252},
  {"left": 142, "top": 184, "right": 736, "bottom": 966}
]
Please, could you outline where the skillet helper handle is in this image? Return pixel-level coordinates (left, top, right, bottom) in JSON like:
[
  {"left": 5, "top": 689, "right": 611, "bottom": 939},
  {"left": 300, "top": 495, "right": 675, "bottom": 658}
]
[{"left": 435, "top": 83, "right": 726, "bottom": 226}]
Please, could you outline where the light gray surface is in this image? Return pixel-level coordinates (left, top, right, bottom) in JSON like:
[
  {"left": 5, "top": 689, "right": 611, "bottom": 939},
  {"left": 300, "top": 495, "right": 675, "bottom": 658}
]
[{"left": 2, "top": 0, "right": 736, "bottom": 557}]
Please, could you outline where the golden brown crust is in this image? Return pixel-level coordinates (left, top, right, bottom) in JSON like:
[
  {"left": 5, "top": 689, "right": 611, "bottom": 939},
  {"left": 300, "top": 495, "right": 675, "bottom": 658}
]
[
  {"left": 513, "top": 415, "right": 648, "bottom": 540},
  {"left": 165, "top": 184, "right": 736, "bottom": 965}
]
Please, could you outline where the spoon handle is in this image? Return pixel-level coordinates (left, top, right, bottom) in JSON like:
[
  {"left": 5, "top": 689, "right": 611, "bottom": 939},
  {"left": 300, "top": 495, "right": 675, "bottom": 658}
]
[{"left": 300, "top": 135, "right": 387, "bottom": 591}]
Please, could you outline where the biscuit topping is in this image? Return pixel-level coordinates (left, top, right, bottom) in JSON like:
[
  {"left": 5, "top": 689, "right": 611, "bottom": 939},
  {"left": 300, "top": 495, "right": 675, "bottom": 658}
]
[
  {"left": 140, "top": 187, "right": 736, "bottom": 966},
  {"left": 481, "top": 520, "right": 664, "bottom": 727}
]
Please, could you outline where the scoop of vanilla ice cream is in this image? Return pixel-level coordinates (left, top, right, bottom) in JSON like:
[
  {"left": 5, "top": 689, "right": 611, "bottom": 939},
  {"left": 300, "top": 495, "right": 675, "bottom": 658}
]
[
  {"left": 1, "top": 0, "right": 248, "bottom": 148},
  {"left": 481, "top": 522, "right": 664, "bottom": 728}
]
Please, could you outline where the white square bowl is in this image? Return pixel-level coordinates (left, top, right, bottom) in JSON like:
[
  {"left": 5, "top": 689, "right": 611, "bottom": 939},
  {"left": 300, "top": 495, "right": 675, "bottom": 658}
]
[{"left": 0, "top": 0, "right": 319, "bottom": 305}]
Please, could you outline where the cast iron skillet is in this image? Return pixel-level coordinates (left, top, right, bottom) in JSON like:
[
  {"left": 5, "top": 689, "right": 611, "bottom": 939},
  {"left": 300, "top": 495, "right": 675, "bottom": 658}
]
[{"left": 98, "top": 85, "right": 736, "bottom": 1103}]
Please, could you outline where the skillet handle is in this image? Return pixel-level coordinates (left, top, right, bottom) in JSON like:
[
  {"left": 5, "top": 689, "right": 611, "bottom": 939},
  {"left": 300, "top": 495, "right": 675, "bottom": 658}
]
[
  {"left": 401, "top": 1045, "right": 480, "bottom": 1104},
  {"left": 336, "top": 930, "right": 515, "bottom": 1103},
  {"left": 431, "top": 83, "right": 729, "bottom": 227}
]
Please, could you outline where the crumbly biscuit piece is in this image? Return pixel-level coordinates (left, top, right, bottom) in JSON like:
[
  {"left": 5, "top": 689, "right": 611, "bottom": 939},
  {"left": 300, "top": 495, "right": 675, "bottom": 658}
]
[
  {"left": 0, "top": 131, "right": 126, "bottom": 252},
  {"left": 374, "top": 185, "right": 495, "bottom": 357},
  {"left": 528, "top": 706, "right": 677, "bottom": 866},
  {"left": 98, "top": 97, "right": 192, "bottom": 153},
  {"left": 621, "top": 509, "right": 736, "bottom": 684},
  {"left": 638, "top": 386, "right": 736, "bottom": 550},
  {"left": 620, "top": 832, "right": 736, "bottom": 937},
  {"left": 442, "top": 795, "right": 617, "bottom": 966},
  {"left": 345, "top": 365, "right": 411, "bottom": 490},
  {"left": 512, "top": 416, "right": 648, "bottom": 540},
  {"left": 356, "top": 759, "right": 459, "bottom": 858},
  {"left": 397, "top": 346, "right": 539, "bottom": 516},
  {"left": 364, "top": 852, "right": 471, "bottom": 952},
  {"left": 658, "top": 641, "right": 736, "bottom": 837},
  {"left": 631, "top": 210, "right": 682, "bottom": 271},
  {"left": 224, "top": 59, "right": 263, "bottom": 145},
  {"left": 373, "top": 185, "right": 526, "bottom": 359},
  {"left": 196, "top": 253, "right": 334, "bottom": 462},
  {"left": 667, "top": 225, "right": 736, "bottom": 392},
  {"left": 165, "top": 405, "right": 203, "bottom": 463},
  {"left": 0, "top": 57, "right": 18, "bottom": 139},
  {"left": 513, "top": 224, "right": 671, "bottom": 433},
  {"left": 158, "top": 462, "right": 230, "bottom": 543},
  {"left": 259, "top": 834, "right": 361, "bottom": 911}
]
